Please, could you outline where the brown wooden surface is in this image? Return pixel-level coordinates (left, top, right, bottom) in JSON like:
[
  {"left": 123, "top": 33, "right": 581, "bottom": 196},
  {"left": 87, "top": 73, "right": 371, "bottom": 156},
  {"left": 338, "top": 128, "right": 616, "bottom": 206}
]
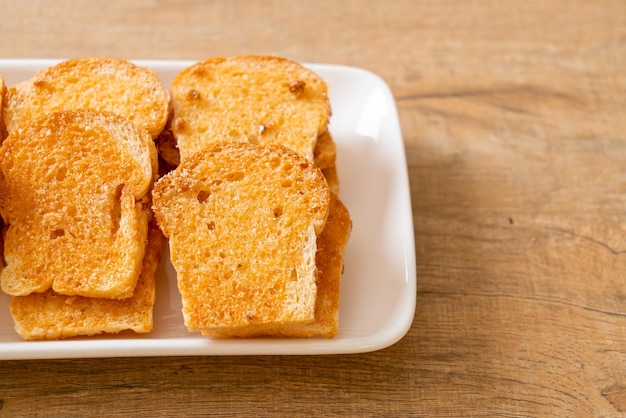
[{"left": 1, "top": 0, "right": 626, "bottom": 416}]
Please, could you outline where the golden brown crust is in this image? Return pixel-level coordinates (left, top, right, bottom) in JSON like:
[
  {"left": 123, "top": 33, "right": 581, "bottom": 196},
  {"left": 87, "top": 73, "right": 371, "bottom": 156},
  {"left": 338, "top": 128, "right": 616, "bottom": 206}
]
[
  {"left": 169, "top": 55, "right": 330, "bottom": 161},
  {"left": 3, "top": 57, "right": 169, "bottom": 138},
  {"left": 306, "top": 194, "right": 351, "bottom": 337},
  {"left": 152, "top": 141, "right": 331, "bottom": 335},
  {"left": 9, "top": 222, "right": 163, "bottom": 341},
  {"left": 0, "top": 109, "right": 156, "bottom": 298}
]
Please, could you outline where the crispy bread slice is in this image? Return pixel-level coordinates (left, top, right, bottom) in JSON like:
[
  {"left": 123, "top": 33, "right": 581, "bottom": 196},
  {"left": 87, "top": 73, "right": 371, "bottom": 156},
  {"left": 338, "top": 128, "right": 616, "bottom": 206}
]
[
  {"left": 9, "top": 221, "right": 163, "bottom": 341},
  {"left": 169, "top": 55, "right": 330, "bottom": 161},
  {"left": 152, "top": 141, "right": 330, "bottom": 335},
  {"left": 203, "top": 193, "right": 351, "bottom": 338},
  {"left": 3, "top": 57, "right": 169, "bottom": 138},
  {"left": 0, "top": 109, "right": 156, "bottom": 298}
]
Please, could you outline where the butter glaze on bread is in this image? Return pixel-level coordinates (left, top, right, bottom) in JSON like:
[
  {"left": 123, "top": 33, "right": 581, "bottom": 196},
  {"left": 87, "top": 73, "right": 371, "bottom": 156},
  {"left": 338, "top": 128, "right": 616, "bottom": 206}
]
[
  {"left": 9, "top": 221, "right": 163, "bottom": 341},
  {"left": 3, "top": 57, "right": 169, "bottom": 138},
  {"left": 0, "top": 109, "right": 156, "bottom": 298},
  {"left": 152, "top": 141, "right": 330, "bottom": 336},
  {"left": 169, "top": 55, "right": 330, "bottom": 161}
]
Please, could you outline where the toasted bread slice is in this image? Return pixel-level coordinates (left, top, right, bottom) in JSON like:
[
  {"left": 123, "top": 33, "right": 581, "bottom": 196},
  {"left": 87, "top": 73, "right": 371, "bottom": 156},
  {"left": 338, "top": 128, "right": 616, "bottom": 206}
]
[
  {"left": 0, "top": 109, "right": 156, "bottom": 298},
  {"left": 203, "top": 193, "right": 351, "bottom": 338},
  {"left": 152, "top": 141, "right": 330, "bottom": 335},
  {"left": 3, "top": 57, "right": 169, "bottom": 138},
  {"left": 9, "top": 221, "right": 163, "bottom": 341},
  {"left": 169, "top": 55, "right": 330, "bottom": 161}
]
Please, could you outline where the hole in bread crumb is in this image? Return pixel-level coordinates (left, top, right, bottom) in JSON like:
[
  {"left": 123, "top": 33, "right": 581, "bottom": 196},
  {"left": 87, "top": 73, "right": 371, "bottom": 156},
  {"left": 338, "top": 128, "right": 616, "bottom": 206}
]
[
  {"left": 50, "top": 229, "right": 65, "bottom": 239},
  {"left": 247, "top": 135, "right": 259, "bottom": 145},
  {"left": 219, "top": 252, "right": 226, "bottom": 258},
  {"left": 110, "top": 184, "right": 124, "bottom": 234},
  {"left": 56, "top": 167, "right": 67, "bottom": 181},
  {"left": 290, "top": 268, "right": 298, "bottom": 282},
  {"left": 281, "top": 180, "right": 293, "bottom": 188},
  {"left": 272, "top": 206, "right": 283, "bottom": 218},
  {"left": 228, "top": 129, "right": 240, "bottom": 138},
  {"left": 269, "top": 157, "right": 281, "bottom": 169},
  {"left": 197, "top": 190, "right": 210, "bottom": 203},
  {"left": 225, "top": 171, "right": 244, "bottom": 182},
  {"left": 207, "top": 221, "right": 215, "bottom": 231}
]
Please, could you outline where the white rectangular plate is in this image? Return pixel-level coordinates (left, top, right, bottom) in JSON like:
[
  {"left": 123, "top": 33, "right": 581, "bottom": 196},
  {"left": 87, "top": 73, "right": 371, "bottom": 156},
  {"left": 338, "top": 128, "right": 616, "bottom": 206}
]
[{"left": 0, "top": 59, "right": 415, "bottom": 359}]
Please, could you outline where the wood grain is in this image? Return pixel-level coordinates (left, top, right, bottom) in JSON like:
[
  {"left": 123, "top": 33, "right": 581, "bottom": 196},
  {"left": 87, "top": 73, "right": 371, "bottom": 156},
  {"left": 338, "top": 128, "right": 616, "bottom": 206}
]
[{"left": 1, "top": 0, "right": 626, "bottom": 416}]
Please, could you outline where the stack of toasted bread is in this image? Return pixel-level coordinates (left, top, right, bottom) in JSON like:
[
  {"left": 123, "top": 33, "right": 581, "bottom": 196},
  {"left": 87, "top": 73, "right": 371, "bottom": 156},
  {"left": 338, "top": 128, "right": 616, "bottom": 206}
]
[
  {"left": 0, "top": 55, "right": 351, "bottom": 340},
  {"left": 0, "top": 58, "right": 168, "bottom": 340}
]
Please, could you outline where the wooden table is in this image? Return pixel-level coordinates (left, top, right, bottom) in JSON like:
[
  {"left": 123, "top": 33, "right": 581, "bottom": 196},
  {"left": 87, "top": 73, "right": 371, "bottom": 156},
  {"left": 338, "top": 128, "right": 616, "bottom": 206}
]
[{"left": 1, "top": 0, "right": 625, "bottom": 415}]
